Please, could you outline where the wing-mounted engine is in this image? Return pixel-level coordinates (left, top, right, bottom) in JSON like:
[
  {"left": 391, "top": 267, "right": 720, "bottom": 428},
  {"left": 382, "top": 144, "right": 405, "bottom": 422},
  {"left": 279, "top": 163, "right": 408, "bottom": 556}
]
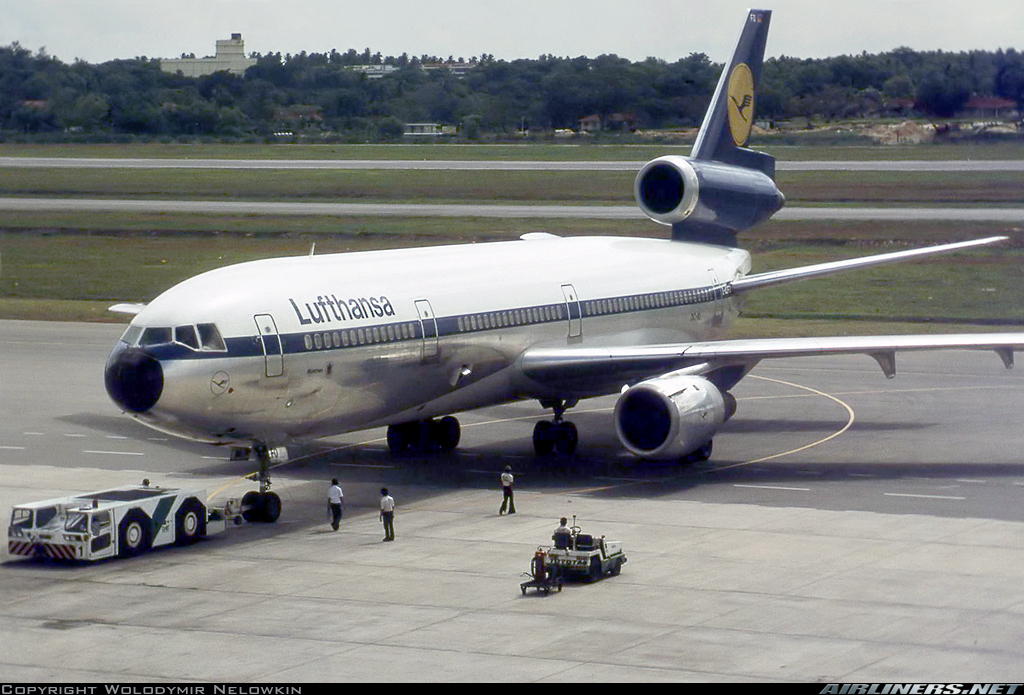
[
  {"left": 613, "top": 372, "right": 737, "bottom": 460},
  {"left": 634, "top": 155, "right": 785, "bottom": 245}
]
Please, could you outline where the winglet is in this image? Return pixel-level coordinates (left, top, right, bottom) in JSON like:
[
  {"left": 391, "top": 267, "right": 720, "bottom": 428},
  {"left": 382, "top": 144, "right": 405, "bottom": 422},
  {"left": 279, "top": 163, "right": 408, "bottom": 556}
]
[{"left": 691, "top": 9, "right": 774, "bottom": 177}]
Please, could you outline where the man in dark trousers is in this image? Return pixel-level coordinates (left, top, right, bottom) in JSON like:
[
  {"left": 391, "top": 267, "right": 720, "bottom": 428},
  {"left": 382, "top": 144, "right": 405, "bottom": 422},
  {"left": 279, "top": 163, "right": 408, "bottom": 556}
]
[
  {"left": 328, "top": 479, "right": 344, "bottom": 531},
  {"left": 380, "top": 487, "right": 395, "bottom": 541},
  {"left": 499, "top": 465, "right": 515, "bottom": 515}
]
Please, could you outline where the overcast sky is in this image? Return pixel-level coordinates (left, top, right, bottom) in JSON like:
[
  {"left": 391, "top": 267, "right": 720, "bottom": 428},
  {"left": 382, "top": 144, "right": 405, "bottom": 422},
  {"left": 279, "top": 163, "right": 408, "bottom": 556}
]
[{"left": 3, "top": 0, "right": 1022, "bottom": 66}]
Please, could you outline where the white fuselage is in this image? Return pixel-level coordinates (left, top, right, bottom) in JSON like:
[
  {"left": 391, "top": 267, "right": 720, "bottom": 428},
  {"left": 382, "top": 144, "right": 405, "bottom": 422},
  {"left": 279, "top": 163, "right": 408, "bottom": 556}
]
[{"left": 110, "top": 235, "right": 752, "bottom": 446}]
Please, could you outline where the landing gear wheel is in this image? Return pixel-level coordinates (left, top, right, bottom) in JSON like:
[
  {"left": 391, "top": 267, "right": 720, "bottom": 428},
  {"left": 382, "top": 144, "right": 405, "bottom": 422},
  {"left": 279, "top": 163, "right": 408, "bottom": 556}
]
[
  {"left": 387, "top": 423, "right": 410, "bottom": 454},
  {"left": 241, "top": 491, "right": 265, "bottom": 523},
  {"left": 241, "top": 491, "right": 282, "bottom": 523},
  {"left": 262, "top": 491, "right": 282, "bottom": 523},
  {"left": 533, "top": 421, "right": 555, "bottom": 455},
  {"left": 388, "top": 418, "right": 461, "bottom": 454},
  {"left": 554, "top": 421, "right": 578, "bottom": 455},
  {"left": 436, "top": 416, "right": 461, "bottom": 452}
]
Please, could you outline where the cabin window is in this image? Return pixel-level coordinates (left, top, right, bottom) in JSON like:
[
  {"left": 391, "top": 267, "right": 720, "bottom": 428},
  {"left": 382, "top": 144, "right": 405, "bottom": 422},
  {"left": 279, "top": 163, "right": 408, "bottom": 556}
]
[
  {"left": 372, "top": 327, "right": 381, "bottom": 343},
  {"left": 304, "top": 335, "right": 313, "bottom": 350},
  {"left": 387, "top": 325, "right": 396, "bottom": 341},
  {"left": 333, "top": 331, "right": 341, "bottom": 347},
  {"left": 313, "top": 333, "right": 323, "bottom": 349}
]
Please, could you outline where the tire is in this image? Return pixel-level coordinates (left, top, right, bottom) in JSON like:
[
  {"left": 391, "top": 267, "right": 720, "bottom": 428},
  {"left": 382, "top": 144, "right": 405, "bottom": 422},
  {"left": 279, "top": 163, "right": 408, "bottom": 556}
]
[
  {"left": 610, "top": 558, "right": 623, "bottom": 576},
  {"left": 533, "top": 421, "right": 555, "bottom": 455},
  {"left": 554, "top": 421, "right": 578, "bottom": 456},
  {"left": 262, "top": 492, "right": 282, "bottom": 523},
  {"left": 241, "top": 490, "right": 264, "bottom": 523},
  {"left": 588, "top": 556, "right": 603, "bottom": 582},
  {"left": 118, "top": 509, "right": 151, "bottom": 558},
  {"left": 386, "top": 424, "right": 408, "bottom": 455},
  {"left": 436, "top": 416, "right": 461, "bottom": 451},
  {"left": 175, "top": 498, "right": 206, "bottom": 545}
]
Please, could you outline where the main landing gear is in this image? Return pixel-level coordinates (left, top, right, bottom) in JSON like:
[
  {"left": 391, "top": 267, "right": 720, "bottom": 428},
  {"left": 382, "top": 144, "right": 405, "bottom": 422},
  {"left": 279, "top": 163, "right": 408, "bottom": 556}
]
[
  {"left": 239, "top": 443, "right": 282, "bottom": 523},
  {"left": 533, "top": 398, "right": 579, "bottom": 456},
  {"left": 387, "top": 416, "right": 461, "bottom": 455}
]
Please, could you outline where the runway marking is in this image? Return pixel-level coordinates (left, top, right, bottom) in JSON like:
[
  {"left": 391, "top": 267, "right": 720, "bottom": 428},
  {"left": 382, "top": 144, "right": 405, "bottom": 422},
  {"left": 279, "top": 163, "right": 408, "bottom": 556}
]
[
  {"left": 63, "top": 433, "right": 86, "bottom": 438},
  {"left": 23, "top": 432, "right": 44, "bottom": 436},
  {"left": 734, "top": 484, "right": 810, "bottom": 492},
  {"left": 83, "top": 450, "right": 145, "bottom": 456},
  {"left": 884, "top": 492, "right": 965, "bottom": 500},
  {"left": 713, "top": 375, "right": 856, "bottom": 470},
  {"left": 0, "top": 445, "right": 26, "bottom": 450}
]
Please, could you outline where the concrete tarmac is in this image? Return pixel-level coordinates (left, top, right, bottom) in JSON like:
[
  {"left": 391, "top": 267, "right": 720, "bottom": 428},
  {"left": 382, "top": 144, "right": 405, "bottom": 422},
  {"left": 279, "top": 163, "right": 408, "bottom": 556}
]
[{"left": 2, "top": 321, "right": 1024, "bottom": 682}]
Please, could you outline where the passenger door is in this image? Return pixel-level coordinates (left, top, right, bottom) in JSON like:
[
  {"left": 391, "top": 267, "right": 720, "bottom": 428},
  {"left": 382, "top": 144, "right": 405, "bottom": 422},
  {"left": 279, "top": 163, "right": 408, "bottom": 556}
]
[
  {"left": 254, "top": 314, "right": 284, "bottom": 377},
  {"left": 414, "top": 299, "right": 439, "bottom": 361},
  {"left": 560, "top": 284, "right": 582, "bottom": 340}
]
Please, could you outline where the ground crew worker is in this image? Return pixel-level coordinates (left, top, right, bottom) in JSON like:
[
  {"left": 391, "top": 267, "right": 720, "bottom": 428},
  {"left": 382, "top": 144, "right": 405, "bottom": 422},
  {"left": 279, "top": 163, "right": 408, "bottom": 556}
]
[
  {"left": 380, "top": 487, "right": 395, "bottom": 541},
  {"left": 328, "top": 479, "right": 344, "bottom": 531},
  {"left": 553, "top": 517, "right": 571, "bottom": 549},
  {"left": 499, "top": 465, "right": 515, "bottom": 515}
]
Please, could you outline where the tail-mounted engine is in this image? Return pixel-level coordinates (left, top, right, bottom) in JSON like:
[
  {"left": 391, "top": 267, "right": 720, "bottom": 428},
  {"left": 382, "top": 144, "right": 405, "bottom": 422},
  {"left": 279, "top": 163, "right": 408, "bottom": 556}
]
[
  {"left": 634, "top": 155, "right": 785, "bottom": 244},
  {"left": 614, "top": 372, "right": 737, "bottom": 460}
]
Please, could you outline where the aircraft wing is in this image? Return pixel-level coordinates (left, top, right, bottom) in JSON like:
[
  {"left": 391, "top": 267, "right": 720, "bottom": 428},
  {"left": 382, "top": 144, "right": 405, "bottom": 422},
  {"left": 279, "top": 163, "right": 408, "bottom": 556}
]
[
  {"left": 520, "top": 333, "right": 1024, "bottom": 389},
  {"left": 730, "top": 236, "right": 1007, "bottom": 294}
]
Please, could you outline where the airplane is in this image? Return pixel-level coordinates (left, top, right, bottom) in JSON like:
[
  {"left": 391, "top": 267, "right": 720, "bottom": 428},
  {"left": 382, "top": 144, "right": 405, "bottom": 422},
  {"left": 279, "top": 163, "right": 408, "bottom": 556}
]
[{"left": 104, "top": 9, "right": 1024, "bottom": 523}]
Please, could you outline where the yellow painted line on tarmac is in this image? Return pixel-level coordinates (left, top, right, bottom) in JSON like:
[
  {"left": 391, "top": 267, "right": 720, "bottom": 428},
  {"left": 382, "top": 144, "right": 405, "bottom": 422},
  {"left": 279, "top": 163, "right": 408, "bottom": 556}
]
[{"left": 712, "top": 374, "right": 856, "bottom": 471}]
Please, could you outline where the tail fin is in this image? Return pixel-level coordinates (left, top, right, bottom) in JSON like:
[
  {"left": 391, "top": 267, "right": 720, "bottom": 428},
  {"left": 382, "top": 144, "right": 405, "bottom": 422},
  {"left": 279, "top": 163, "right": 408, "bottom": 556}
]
[{"left": 691, "top": 9, "right": 774, "bottom": 178}]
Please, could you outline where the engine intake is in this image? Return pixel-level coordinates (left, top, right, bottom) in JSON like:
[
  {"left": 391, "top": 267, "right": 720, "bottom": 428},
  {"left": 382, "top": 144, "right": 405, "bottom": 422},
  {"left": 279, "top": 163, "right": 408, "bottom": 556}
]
[
  {"left": 634, "top": 155, "right": 785, "bottom": 238},
  {"left": 614, "top": 373, "right": 735, "bottom": 460}
]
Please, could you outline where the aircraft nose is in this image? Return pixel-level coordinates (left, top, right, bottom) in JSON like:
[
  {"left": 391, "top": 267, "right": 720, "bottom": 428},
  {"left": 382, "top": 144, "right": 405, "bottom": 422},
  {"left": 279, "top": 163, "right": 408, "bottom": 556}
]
[{"left": 104, "top": 345, "right": 163, "bottom": 413}]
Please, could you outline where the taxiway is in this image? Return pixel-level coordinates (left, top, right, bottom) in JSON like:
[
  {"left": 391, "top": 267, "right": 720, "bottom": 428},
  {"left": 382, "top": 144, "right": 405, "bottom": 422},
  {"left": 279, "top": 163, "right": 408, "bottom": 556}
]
[{"left": 2, "top": 320, "right": 1024, "bottom": 681}]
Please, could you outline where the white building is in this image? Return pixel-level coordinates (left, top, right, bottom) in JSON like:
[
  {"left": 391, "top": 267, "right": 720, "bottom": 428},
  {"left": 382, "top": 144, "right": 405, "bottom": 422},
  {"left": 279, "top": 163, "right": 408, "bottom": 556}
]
[{"left": 161, "top": 34, "right": 257, "bottom": 77}]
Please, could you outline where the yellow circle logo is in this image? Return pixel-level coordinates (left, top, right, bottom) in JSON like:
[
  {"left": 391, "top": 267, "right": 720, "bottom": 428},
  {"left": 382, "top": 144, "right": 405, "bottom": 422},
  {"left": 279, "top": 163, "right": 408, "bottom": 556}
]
[{"left": 727, "top": 62, "right": 755, "bottom": 146}]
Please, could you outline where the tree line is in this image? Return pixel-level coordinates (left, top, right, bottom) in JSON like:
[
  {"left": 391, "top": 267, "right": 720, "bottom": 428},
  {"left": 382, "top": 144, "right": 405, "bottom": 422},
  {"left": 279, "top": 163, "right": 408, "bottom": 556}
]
[{"left": 2, "top": 42, "right": 1023, "bottom": 140}]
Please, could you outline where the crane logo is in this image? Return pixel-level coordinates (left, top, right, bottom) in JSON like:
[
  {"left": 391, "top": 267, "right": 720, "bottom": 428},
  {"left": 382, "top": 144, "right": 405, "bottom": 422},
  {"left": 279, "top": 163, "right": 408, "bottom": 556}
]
[{"left": 727, "top": 62, "right": 755, "bottom": 147}]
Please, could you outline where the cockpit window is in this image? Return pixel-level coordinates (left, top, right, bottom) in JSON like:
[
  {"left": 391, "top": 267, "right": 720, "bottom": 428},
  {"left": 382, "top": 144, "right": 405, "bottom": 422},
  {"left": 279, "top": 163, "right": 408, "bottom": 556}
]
[
  {"left": 198, "top": 323, "right": 227, "bottom": 352},
  {"left": 121, "top": 325, "right": 144, "bottom": 347},
  {"left": 140, "top": 327, "right": 172, "bottom": 347},
  {"left": 174, "top": 325, "right": 200, "bottom": 350}
]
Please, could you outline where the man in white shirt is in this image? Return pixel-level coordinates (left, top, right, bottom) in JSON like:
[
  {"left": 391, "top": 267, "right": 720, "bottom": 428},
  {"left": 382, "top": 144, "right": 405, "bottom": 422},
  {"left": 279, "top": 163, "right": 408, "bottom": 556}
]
[
  {"left": 499, "top": 465, "right": 515, "bottom": 515},
  {"left": 380, "top": 487, "right": 395, "bottom": 541},
  {"left": 328, "top": 479, "right": 344, "bottom": 531}
]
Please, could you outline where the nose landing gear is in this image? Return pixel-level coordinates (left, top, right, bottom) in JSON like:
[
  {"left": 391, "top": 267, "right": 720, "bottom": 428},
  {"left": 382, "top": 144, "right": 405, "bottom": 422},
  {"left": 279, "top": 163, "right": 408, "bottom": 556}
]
[
  {"left": 240, "top": 443, "right": 282, "bottom": 523},
  {"left": 533, "top": 398, "right": 579, "bottom": 456}
]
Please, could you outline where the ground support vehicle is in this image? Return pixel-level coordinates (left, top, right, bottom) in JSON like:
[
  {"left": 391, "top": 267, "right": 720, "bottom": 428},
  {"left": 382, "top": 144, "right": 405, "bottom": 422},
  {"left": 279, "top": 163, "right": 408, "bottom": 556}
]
[
  {"left": 545, "top": 521, "right": 626, "bottom": 582},
  {"left": 520, "top": 547, "right": 564, "bottom": 596},
  {"left": 7, "top": 483, "right": 236, "bottom": 561}
]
